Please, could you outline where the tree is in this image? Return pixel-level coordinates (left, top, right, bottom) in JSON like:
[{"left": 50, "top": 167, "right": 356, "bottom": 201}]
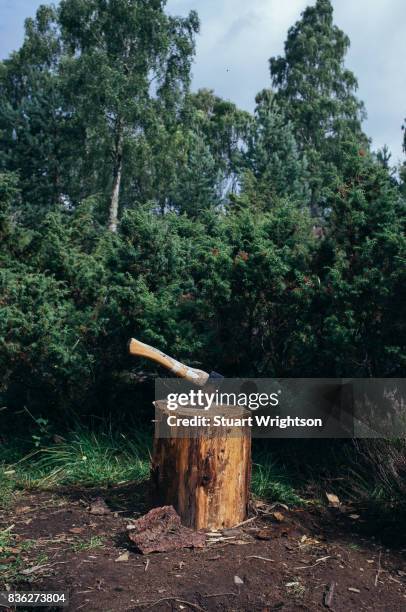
[
  {"left": 313, "top": 147, "right": 406, "bottom": 376},
  {"left": 185, "top": 89, "right": 251, "bottom": 196},
  {"left": 0, "top": 6, "right": 81, "bottom": 220},
  {"left": 121, "top": 105, "right": 220, "bottom": 217},
  {"left": 244, "top": 89, "right": 309, "bottom": 206},
  {"left": 0, "top": 172, "right": 20, "bottom": 242},
  {"left": 269, "top": 0, "right": 368, "bottom": 213},
  {"left": 58, "top": 0, "right": 199, "bottom": 231}
]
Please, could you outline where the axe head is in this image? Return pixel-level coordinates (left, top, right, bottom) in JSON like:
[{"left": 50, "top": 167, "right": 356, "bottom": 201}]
[
  {"left": 201, "top": 370, "right": 224, "bottom": 392},
  {"left": 205, "top": 370, "right": 224, "bottom": 383}
]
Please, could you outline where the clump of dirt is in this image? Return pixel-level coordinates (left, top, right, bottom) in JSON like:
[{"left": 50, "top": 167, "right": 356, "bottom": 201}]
[{"left": 0, "top": 483, "right": 405, "bottom": 611}]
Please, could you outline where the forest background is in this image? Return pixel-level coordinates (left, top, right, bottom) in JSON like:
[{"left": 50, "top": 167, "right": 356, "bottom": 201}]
[{"left": 0, "top": 0, "right": 405, "bottom": 517}]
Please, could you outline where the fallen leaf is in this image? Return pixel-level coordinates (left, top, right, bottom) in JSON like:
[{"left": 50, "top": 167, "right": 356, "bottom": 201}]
[
  {"left": 69, "top": 527, "right": 84, "bottom": 534},
  {"left": 325, "top": 492, "right": 340, "bottom": 508},
  {"left": 349, "top": 514, "right": 360, "bottom": 520},
  {"left": 272, "top": 512, "right": 285, "bottom": 522},
  {"left": 255, "top": 529, "right": 272, "bottom": 541},
  {"left": 115, "top": 551, "right": 130, "bottom": 562},
  {"left": 16, "top": 506, "right": 32, "bottom": 514},
  {"left": 234, "top": 575, "right": 244, "bottom": 585}
]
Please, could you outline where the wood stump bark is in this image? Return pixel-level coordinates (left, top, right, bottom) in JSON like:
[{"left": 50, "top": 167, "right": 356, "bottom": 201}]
[{"left": 151, "top": 401, "right": 252, "bottom": 530}]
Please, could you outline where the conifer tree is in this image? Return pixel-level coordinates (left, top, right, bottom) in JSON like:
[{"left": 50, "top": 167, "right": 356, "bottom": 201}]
[
  {"left": 315, "top": 147, "right": 406, "bottom": 376},
  {"left": 269, "top": 0, "right": 368, "bottom": 213},
  {"left": 245, "top": 89, "right": 309, "bottom": 206}
]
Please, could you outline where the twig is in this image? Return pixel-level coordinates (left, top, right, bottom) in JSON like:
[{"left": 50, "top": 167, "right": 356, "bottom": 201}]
[
  {"left": 375, "top": 551, "right": 382, "bottom": 586},
  {"left": 21, "top": 560, "right": 68, "bottom": 575},
  {"left": 295, "top": 556, "right": 331, "bottom": 570},
  {"left": 144, "top": 558, "right": 150, "bottom": 572},
  {"left": 207, "top": 536, "right": 236, "bottom": 544},
  {"left": 233, "top": 516, "right": 257, "bottom": 528},
  {"left": 247, "top": 555, "right": 275, "bottom": 562}
]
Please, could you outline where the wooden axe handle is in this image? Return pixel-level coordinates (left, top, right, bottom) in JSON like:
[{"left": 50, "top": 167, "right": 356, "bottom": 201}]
[{"left": 128, "top": 338, "right": 209, "bottom": 386}]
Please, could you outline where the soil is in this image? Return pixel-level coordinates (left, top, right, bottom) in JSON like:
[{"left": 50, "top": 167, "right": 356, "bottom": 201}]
[{"left": 1, "top": 482, "right": 405, "bottom": 612}]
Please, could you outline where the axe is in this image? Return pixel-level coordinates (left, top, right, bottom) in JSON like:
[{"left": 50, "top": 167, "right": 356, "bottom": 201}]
[{"left": 128, "top": 338, "right": 223, "bottom": 387}]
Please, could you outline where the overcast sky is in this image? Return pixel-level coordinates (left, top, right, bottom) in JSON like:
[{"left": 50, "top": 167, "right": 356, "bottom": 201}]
[{"left": 1, "top": 0, "right": 405, "bottom": 161}]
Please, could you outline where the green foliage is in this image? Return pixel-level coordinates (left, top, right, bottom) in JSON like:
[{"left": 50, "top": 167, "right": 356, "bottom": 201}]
[
  {"left": 245, "top": 89, "right": 309, "bottom": 205},
  {"left": 313, "top": 147, "right": 406, "bottom": 375},
  {"left": 71, "top": 536, "right": 105, "bottom": 552},
  {"left": 270, "top": 0, "right": 368, "bottom": 212},
  {"left": 0, "top": 7, "right": 80, "bottom": 220},
  {"left": 0, "top": 427, "right": 150, "bottom": 488},
  {"left": 58, "top": 0, "right": 200, "bottom": 228},
  {"left": 251, "top": 461, "right": 303, "bottom": 506}
]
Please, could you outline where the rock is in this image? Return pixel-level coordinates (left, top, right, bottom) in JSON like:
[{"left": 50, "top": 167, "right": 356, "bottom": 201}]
[{"left": 127, "top": 506, "right": 205, "bottom": 554}]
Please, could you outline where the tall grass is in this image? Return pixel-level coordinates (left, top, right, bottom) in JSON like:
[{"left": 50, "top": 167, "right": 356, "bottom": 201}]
[
  {"left": 0, "top": 426, "right": 305, "bottom": 507},
  {"left": 251, "top": 447, "right": 303, "bottom": 506},
  {"left": 251, "top": 462, "right": 303, "bottom": 506},
  {"left": 0, "top": 428, "right": 150, "bottom": 494}
]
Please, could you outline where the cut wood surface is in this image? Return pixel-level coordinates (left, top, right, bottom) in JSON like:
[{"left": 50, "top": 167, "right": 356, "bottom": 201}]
[{"left": 152, "top": 401, "right": 252, "bottom": 530}]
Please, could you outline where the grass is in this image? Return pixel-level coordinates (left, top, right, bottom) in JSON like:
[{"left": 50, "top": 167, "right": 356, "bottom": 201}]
[
  {"left": 251, "top": 446, "right": 304, "bottom": 506},
  {"left": 251, "top": 462, "right": 303, "bottom": 506},
  {"left": 0, "top": 472, "right": 17, "bottom": 509},
  {"left": 0, "top": 426, "right": 304, "bottom": 510},
  {"left": 70, "top": 536, "right": 105, "bottom": 552},
  {"left": 0, "top": 526, "right": 39, "bottom": 586},
  {"left": 0, "top": 427, "right": 151, "bottom": 495}
]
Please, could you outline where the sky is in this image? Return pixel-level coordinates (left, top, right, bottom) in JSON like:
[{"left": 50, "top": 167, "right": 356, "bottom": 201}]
[{"left": 0, "top": 0, "right": 405, "bottom": 162}]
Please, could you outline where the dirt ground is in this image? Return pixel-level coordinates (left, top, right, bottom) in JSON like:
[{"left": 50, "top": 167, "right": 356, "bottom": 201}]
[{"left": 1, "top": 483, "right": 405, "bottom": 612}]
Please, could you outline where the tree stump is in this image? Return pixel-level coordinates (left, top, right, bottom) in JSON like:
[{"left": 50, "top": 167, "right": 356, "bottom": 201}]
[{"left": 151, "top": 401, "right": 252, "bottom": 530}]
